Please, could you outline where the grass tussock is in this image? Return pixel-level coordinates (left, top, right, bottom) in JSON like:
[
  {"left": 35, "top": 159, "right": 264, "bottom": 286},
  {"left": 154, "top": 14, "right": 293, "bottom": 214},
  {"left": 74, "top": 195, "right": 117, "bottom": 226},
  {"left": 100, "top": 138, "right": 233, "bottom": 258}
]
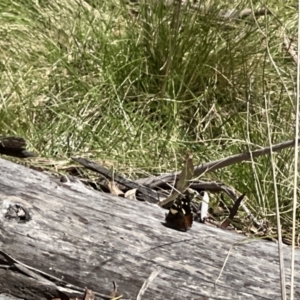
[{"left": 0, "top": 0, "right": 299, "bottom": 242}]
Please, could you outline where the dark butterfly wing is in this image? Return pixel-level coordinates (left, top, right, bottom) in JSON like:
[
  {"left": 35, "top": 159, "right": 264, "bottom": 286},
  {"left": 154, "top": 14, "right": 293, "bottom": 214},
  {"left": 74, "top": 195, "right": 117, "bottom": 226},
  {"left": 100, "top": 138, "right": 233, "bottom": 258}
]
[{"left": 165, "top": 197, "right": 193, "bottom": 231}]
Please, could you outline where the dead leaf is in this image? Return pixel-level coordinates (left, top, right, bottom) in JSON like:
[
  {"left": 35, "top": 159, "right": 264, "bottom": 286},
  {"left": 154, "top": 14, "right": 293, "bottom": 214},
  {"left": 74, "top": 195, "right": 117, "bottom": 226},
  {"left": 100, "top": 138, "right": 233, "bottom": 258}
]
[
  {"left": 159, "top": 152, "right": 194, "bottom": 207},
  {"left": 107, "top": 181, "right": 124, "bottom": 196},
  {"left": 212, "top": 206, "right": 225, "bottom": 215},
  {"left": 124, "top": 189, "right": 137, "bottom": 200},
  {"left": 83, "top": 287, "right": 95, "bottom": 300},
  {"left": 176, "top": 152, "right": 194, "bottom": 192}
]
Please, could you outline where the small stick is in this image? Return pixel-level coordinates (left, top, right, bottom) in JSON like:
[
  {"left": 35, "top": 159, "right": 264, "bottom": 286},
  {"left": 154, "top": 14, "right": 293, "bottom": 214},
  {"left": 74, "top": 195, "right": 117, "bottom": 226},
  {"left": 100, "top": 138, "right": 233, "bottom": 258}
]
[{"left": 220, "top": 193, "right": 246, "bottom": 229}]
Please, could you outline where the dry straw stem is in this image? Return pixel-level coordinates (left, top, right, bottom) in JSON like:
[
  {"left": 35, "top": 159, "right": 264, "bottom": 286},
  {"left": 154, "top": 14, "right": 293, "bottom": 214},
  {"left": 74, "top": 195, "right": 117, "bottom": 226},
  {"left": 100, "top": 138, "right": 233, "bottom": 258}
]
[
  {"left": 290, "top": 1, "right": 300, "bottom": 297},
  {"left": 136, "top": 268, "right": 162, "bottom": 300},
  {"left": 214, "top": 237, "right": 260, "bottom": 287},
  {"left": 265, "top": 96, "right": 286, "bottom": 300},
  {"left": 283, "top": 34, "right": 297, "bottom": 64}
]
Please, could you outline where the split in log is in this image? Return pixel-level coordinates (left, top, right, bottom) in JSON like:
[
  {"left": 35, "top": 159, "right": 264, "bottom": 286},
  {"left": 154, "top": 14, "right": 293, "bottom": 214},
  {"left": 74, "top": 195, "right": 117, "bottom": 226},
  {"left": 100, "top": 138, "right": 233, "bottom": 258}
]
[{"left": 0, "top": 158, "right": 300, "bottom": 299}]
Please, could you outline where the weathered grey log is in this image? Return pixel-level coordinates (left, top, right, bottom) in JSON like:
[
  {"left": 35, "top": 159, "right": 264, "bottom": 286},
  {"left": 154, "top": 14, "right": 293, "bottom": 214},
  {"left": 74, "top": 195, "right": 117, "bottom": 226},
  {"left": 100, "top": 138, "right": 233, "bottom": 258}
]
[{"left": 0, "top": 157, "right": 300, "bottom": 300}]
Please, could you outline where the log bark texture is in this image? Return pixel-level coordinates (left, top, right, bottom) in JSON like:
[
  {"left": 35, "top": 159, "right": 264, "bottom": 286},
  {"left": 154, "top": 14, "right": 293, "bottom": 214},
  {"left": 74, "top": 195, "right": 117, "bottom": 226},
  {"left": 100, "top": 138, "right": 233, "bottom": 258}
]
[{"left": 0, "top": 157, "right": 299, "bottom": 300}]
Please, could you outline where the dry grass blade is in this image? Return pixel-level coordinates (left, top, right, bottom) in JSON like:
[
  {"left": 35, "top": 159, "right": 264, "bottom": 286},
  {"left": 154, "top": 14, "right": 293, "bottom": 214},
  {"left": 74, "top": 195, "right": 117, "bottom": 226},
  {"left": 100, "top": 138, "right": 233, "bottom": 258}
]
[
  {"left": 215, "top": 237, "right": 258, "bottom": 287},
  {"left": 136, "top": 268, "right": 162, "bottom": 300},
  {"left": 264, "top": 92, "right": 287, "bottom": 299},
  {"left": 283, "top": 34, "right": 297, "bottom": 64},
  {"left": 290, "top": 1, "right": 300, "bottom": 297}
]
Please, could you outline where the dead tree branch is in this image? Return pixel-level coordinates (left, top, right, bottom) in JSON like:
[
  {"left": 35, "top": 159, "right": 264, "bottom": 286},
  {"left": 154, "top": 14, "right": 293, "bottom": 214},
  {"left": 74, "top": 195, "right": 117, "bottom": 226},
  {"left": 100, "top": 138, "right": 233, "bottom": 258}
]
[{"left": 135, "top": 139, "right": 298, "bottom": 187}]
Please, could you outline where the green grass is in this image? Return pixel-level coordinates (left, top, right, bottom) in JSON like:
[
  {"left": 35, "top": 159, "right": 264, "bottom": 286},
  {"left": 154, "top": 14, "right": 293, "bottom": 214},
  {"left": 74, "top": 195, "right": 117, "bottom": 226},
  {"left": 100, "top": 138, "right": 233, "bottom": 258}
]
[{"left": 0, "top": 0, "right": 299, "bottom": 243}]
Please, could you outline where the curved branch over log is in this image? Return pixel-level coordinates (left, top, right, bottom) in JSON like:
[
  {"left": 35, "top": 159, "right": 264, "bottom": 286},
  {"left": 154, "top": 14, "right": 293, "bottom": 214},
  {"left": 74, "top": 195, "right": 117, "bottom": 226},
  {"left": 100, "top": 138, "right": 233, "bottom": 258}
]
[{"left": 135, "top": 139, "right": 298, "bottom": 187}]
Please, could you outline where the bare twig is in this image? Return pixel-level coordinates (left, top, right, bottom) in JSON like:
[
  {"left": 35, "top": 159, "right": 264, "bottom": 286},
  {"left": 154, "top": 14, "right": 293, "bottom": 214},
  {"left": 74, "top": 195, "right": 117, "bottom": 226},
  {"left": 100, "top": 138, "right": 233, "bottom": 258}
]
[
  {"left": 72, "top": 157, "right": 163, "bottom": 203},
  {"left": 192, "top": 139, "right": 296, "bottom": 177},
  {"left": 220, "top": 193, "right": 246, "bottom": 229}
]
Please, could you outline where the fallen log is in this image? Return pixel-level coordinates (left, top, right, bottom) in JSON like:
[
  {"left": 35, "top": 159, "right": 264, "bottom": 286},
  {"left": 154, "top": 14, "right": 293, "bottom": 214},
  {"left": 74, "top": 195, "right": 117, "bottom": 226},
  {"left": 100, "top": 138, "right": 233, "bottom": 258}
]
[{"left": 0, "top": 157, "right": 299, "bottom": 299}]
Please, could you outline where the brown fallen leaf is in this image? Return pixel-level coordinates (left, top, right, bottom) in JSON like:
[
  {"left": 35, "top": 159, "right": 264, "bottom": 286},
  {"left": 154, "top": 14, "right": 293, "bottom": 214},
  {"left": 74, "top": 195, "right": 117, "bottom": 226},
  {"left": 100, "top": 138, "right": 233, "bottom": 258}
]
[
  {"left": 124, "top": 188, "right": 137, "bottom": 200},
  {"left": 107, "top": 181, "right": 124, "bottom": 197},
  {"left": 176, "top": 151, "right": 194, "bottom": 192},
  {"left": 84, "top": 287, "right": 95, "bottom": 300},
  {"left": 159, "top": 152, "right": 194, "bottom": 207}
]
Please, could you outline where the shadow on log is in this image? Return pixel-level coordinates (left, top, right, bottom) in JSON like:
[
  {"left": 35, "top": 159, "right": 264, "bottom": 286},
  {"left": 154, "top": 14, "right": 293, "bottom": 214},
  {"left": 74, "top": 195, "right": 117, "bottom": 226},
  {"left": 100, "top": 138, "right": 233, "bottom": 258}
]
[{"left": 0, "top": 158, "right": 299, "bottom": 299}]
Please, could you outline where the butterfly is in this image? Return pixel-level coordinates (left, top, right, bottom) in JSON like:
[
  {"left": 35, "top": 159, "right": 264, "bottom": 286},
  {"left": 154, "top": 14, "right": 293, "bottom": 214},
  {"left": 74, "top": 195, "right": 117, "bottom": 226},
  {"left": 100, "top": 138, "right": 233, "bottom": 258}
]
[
  {"left": 165, "top": 193, "right": 193, "bottom": 232},
  {"left": 165, "top": 190, "right": 210, "bottom": 231}
]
